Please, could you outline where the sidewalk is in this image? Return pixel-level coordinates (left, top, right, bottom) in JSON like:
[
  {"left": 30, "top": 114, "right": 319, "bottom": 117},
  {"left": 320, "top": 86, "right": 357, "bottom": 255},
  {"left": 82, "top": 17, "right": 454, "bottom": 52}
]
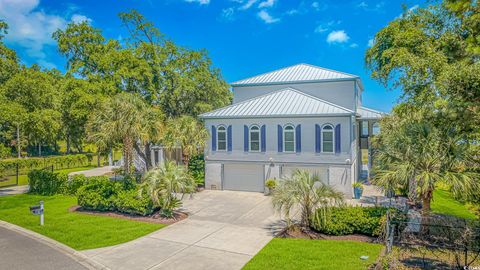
[{"left": 0, "top": 185, "right": 28, "bottom": 196}]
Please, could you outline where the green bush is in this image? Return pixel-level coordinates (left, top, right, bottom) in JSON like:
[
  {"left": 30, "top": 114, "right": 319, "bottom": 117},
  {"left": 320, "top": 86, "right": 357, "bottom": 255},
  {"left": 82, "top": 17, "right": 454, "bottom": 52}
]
[
  {"left": 28, "top": 169, "right": 68, "bottom": 195},
  {"left": 114, "top": 189, "right": 154, "bottom": 216},
  {"left": 188, "top": 154, "right": 205, "bottom": 186},
  {"left": 0, "top": 154, "right": 90, "bottom": 175},
  {"left": 311, "top": 206, "right": 389, "bottom": 236},
  {"left": 77, "top": 178, "right": 122, "bottom": 211}
]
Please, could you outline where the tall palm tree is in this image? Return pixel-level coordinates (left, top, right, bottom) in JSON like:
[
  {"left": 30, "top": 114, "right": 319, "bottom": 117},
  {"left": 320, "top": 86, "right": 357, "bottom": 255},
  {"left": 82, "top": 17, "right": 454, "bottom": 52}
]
[
  {"left": 87, "top": 93, "right": 157, "bottom": 174},
  {"left": 372, "top": 112, "right": 479, "bottom": 214},
  {"left": 272, "top": 169, "right": 344, "bottom": 227},
  {"left": 162, "top": 115, "right": 208, "bottom": 167},
  {"left": 139, "top": 161, "right": 196, "bottom": 217}
]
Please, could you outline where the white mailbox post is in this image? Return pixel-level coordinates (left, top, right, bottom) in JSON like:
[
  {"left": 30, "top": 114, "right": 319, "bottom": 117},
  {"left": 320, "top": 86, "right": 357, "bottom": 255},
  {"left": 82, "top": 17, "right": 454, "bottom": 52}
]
[{"left": 30, "top": 201, "right": 44, "bottom": 226}]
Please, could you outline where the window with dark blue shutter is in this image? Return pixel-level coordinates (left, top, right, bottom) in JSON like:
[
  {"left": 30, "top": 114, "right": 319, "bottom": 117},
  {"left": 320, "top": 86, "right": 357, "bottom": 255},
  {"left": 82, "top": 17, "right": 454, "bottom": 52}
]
[
  {"left": 315, "top": 124, "right": 321, "bottom": 153},
  {"left": 335, "top": 124, "right": 341, "bottom": 153},
  {"left": 277, "top": 125, "right": 283, "bottom": 152},
  {"left": 244, "top": 125, "right": 249, "bottom": 152},
  {"left": 295, "top": 125, "right": 301, "bottom": 153},
  {"left": 211, "top": 126, "right": 217, "bottom": 151},
  {"left": 261, "top": 125, "right": 266, "bottom": 152},
  {"left": 227, "top": 125, "right": 232, "bottom": 152}
]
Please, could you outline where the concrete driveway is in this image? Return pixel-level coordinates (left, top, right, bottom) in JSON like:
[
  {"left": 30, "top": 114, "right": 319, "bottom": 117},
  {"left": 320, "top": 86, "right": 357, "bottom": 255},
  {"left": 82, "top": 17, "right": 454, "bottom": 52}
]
[{"left": 82, "top": 190, "right": 280, "bottom": 270}]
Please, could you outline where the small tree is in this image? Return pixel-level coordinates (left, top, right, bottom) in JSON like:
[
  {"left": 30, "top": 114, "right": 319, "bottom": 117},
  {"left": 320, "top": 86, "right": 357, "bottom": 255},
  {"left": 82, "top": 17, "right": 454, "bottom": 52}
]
[
  {"left": 272, "top": 170, "right": 344, "bottom": 228},
  {"left": 162, "top": 116, "right": 208, "bottom": 167},
  {"left": 139, "top": 161, "right": 196, "bottom": 218}
]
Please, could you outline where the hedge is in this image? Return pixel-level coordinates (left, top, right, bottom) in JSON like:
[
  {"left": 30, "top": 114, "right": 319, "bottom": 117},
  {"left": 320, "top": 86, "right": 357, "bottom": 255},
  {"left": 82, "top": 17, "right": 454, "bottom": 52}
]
[
  {"left": 311, "top": 206, "right": 389, "bottom": 236},
  {"left": 0, "top": 154, "right": 92, "bottom": 174},
  {"left": 28, "top": 170, "right": 68, "bottom": 195}
]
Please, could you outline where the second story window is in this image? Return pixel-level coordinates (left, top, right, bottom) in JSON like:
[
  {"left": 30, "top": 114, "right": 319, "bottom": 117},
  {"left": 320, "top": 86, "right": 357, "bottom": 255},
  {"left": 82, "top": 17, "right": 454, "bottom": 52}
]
[
  {"left": 284, "top": 125, "right": 295, "bottom": 152},
  {"left": 217, "top": 126, "right": 227, "bottom": 151},
  {"left": 249, "top": 125, "right": 260, "bottom": 152},
  {"left": 322, "top": 124, "right": 334, "bottom": 153},
  {"left": 361, "top": 120, "right": 369, "bottom": 136},
  {"left": 372, "top": 122, "right": 380, "bottom": 135}
]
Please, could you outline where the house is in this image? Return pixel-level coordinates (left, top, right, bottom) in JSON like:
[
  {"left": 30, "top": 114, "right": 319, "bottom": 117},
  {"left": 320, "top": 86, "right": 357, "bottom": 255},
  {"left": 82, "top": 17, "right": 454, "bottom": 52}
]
[{"left": 199, "top": 63, "right": 383, "bottom": 197}]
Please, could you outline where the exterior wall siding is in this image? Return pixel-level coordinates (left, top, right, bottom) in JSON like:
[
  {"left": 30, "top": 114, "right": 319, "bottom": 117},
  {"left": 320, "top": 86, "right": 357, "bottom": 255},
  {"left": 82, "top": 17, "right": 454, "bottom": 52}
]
[{"left": 233, "top": 81, "right": 356, "bottom": 111}]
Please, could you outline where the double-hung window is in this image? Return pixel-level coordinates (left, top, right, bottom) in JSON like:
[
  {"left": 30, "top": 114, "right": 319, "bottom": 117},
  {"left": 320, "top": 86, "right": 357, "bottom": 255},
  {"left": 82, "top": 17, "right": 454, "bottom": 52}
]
[
  {"left": 283, "top": 125, "right": 295, "bottom": 152},
  {"left": 322, "top": 125, "right": 334, "bottom": 153},
  {"left": 249, "top": 125, "right": 260, "bottom": 152},
  {"left": 217, "top": 126, "right": 227, "bottom": 151}
]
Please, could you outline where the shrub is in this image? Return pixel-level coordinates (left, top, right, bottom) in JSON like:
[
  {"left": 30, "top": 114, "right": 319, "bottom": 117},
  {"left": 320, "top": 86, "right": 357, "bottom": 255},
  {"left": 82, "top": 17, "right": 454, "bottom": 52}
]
[
  {"left": 0, "top": 154, "right": 90, "bottom": 174},
  {"left": 114, "top": 189, "right": 154, "bottom": 216},
  {"left": 77, "top": 178, "right": 122, "bottom": 211},
  {"left": 265, "top": 179, "right": 276, "bottom": 189},
  {"left": 188, "top": 154, "right": 205, "bottom": 186},
  {"left": 311, "top": 206, "right": 389, "bottom": 236},
  {"left": 28, "top": 169, "right": 68, "bottom": 195}
]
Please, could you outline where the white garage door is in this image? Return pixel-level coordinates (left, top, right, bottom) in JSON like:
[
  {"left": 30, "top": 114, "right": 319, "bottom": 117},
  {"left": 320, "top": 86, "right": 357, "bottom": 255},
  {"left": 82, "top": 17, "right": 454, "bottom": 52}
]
[
  {"left": 223, "top": 164, "right": 264, "bottom": 192},
  {"left": 281, "top": 166, "right": 329, "bottom": 184}
]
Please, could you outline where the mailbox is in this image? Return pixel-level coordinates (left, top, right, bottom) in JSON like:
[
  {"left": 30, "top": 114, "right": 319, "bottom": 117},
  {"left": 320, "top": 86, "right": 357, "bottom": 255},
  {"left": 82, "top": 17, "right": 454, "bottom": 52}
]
[{"left": 30, "top": 205, "right": 43, "bottom": 215}]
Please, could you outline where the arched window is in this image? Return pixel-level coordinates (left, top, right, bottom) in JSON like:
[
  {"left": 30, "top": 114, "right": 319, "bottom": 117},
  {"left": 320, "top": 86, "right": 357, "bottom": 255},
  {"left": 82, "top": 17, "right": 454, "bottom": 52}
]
[
  {"left": 217, "top": 126, "right": 227, "bottom": 151},
  {"left": 283, "top": 125, "right": 295, "bottom": 152},
  {"left": 322, "top": 124, "right": 334, "bottom": 153},
  {"left": 249, "top": 125, "right": 260, "bottom": 152},
  {"left": 372, "top": 122, "right": 380, "bottom": 135}
]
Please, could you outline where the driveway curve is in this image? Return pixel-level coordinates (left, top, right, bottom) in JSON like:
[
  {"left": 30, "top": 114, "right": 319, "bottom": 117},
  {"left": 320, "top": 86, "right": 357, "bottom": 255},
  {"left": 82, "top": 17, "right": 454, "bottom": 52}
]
[{"left": 82, "top": 190, "right": 280, "bottom": 270}]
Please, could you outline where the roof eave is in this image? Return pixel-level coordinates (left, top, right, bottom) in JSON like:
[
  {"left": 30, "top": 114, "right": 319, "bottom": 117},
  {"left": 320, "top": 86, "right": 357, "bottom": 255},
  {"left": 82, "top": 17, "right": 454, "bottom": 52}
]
[
  {"left": 231, "top": 77, "right": 359, "bottom": 87},
  {"left": 200, "top": 112, "right": 355, "bottom": 120}
]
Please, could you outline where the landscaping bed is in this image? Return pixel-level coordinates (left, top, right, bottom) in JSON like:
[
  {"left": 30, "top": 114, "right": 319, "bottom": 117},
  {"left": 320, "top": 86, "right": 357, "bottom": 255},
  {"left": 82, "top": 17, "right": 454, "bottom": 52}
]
[{"left": 68, "top": 205, "right": 187, "bottom": 225}]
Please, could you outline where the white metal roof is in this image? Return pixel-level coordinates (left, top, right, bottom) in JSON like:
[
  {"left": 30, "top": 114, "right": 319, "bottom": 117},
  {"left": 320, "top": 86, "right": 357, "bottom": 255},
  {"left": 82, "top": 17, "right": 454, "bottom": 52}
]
[
  {"left": 199, "top": 87, "right": 354, "bottom": 119},
  {"left": 231, "top": 63, "right": 359, "bottom": 86},
  {"left": 357, "top": 106, "right": 385, "bottom": 119}
]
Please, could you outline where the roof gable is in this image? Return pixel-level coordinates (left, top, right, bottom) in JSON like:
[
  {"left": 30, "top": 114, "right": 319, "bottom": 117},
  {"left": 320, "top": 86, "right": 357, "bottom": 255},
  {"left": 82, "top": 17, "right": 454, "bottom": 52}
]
[
  {"left": 200, "top": 87, "right": 354, "bottom": 119},
  {"left": 231, "top": 63, "right": 359, "bottom": 86},
  {"left": 357, "top": 106, "right": 385, "bottom": 119}
]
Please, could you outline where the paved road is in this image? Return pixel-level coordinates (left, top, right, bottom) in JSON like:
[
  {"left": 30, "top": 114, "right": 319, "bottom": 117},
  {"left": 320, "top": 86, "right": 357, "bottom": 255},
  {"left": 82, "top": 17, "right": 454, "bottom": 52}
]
[
  {"left": 83, "top": 190, "right": 280, "bottom": 270},
  {"left": 0, "top": 226, "right": 88, "bottom": 270}
]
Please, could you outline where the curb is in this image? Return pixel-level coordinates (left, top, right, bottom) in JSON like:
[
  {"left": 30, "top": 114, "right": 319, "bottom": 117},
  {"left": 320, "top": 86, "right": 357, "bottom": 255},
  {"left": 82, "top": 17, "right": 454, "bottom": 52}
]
[{"left": 0, "top": 220, "right": 109, "bottom": 270}]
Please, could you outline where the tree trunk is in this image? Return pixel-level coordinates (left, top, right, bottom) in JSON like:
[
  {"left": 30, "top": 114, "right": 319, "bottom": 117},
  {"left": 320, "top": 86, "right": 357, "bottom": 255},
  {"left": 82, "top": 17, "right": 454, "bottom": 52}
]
[
  {"left": 97, "top": 152, "right": 101, "bottom": 167},
  {"left": 66, "top": 133, "right": 71, "bottom": 154},
  {"left": 422, "top": 190, "right": 433, "bottom": 214},
  {"left": 16, "top": 124, "right": 21, "bottom": 158},
  {"left": 123, "top": 136, "right": 133, "bottom": 175},
  {"left": 38, "top": 143, "right": 41, "bottom": 157},
  {"left": 133, "top": 143, "right": 152, "bottom": 170},
  {"left": 108, "top": 149, "right": 113, "bottom": 166},
  {"left": 183, "top": 152, "right": 190, "bottom": 168}
]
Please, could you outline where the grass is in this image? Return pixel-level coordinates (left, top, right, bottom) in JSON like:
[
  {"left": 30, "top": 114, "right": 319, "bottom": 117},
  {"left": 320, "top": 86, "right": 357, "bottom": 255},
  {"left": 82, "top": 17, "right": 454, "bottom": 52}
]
[
  {"left": 0, "top": 194, "right": 164, "bottom": 250},
  {"left": 242, "top": 238, "right": 383, "bottom": 270},
  {"left": 0, "top": 166, "right": 96, "bottom": 187},
  {"left": 431, "top": 189, "right": 477, "bottom": 220}
]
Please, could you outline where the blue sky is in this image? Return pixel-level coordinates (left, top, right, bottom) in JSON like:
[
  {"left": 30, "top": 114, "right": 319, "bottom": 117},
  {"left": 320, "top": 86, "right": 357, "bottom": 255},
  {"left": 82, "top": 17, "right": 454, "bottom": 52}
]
[{"left": 0, "top": 0, "right": 422, "bottom": 112}]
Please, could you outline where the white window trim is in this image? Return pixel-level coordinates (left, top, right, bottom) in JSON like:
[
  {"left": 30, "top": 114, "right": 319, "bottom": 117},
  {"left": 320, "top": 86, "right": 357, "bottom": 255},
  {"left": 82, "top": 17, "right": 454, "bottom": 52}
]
[
  {"left": 216, "top": 125, "right": 227, "bottom": 152},
  {"left": 283, "top": 124, "right": 296, "bottom": 153},
  {"left": 321, "top": 124, "right": 335, "bottom": 153},
  {"left": 249, "top": 125, "right": 261, "bottom": 152}
]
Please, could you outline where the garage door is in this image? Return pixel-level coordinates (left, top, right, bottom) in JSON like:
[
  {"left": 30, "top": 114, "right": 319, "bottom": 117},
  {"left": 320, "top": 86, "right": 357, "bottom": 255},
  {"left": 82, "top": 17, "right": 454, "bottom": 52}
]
[
  {"left": 223, "top": 164, "right": 264, "bottom": 192},
  {"left": 281, "top": 166, "right": 329, "bottom": 184}
]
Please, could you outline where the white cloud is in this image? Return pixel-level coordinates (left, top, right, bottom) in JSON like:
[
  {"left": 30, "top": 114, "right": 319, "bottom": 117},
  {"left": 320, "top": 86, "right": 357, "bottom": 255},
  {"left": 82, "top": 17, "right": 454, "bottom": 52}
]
[
  {"left": 239, "top": 0, "right": 258, "bottom": 10},
  {"left": 326, "top": 30, "right": 350, "bottom": 44},
  {"left": 311, "top": 1, "right": 327, "bottom": 11},
  {"left": 349, "top": 43, "right": 358, "bottom": 48},
  {"left": 367, "top": 38, "right": 374, "bottom": 47},
  {"left": 257, "top": 10, "right": 280, "bottom": 24},
  {"left": 357, "top": 1, "right": 385, "bottom": 13},
  {"left": 258, "top": 0, "right": 275, "bottom": 8},
  {"left": 314, "top": 25, "right": 328, "bottom": 33},
  {"left": 285, "top": 9, "right": 299, "bottom": 16},
  {"left": 357, "top": 1, "right": 368, "bottom": 8},
  {"left": 220, "top": 7, "right": 235, "bottom": 21},
  {"left": 184, "top": 0, "right": 210, "bottom": 5},
  {"left": 71, "top": 14, "right": 91, "bottom": 24},
  {"left": 314, "top": 21, "right": 341, "bottom": 34}
]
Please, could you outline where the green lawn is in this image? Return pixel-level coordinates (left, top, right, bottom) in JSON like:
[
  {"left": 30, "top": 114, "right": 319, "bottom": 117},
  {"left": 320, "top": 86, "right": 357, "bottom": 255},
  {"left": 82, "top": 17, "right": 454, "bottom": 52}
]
[
  {"left": 432, "top": 189, "right": 477, "bottom": 220},
  {"left": 1, "top": 166, "right": 96, "bottom": 187},
  {"left": 0, "top": 194, "right": 164, "bottom": 250},
  {"left": 242, "top": 238, "right": 382, "bottom": 270}
]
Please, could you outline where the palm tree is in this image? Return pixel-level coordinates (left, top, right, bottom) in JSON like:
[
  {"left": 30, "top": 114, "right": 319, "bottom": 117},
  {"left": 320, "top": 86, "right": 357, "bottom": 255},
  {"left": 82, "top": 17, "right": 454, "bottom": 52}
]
[
  {"left": 162, "top": 115, "right": 208, "bottom": 167},
  {"left": 139, "top": 161, "right": 196, "bottom": 217},
  {"left": 272, "top": 169, "right": 344, "bottom": 228},
  {"left": 87, "top": 93, "right": 158, "bottom": 174},
  {"left": 372, "top": 112, "right": 479, "bottom": 214}
]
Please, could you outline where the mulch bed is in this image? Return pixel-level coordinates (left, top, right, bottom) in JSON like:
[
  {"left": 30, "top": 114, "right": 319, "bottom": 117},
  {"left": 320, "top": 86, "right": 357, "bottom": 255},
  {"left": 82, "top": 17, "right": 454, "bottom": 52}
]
[
  {"left": 276, "top": 225, "right": 378, "bottom": 243},
  {"left": 68, "top": 205, "right": 188, "bottom": 225}
]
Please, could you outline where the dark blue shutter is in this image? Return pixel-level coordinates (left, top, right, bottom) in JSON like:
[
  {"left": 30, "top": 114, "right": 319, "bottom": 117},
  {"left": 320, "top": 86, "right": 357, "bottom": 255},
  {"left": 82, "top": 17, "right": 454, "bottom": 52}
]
[
  {"left": 296, "top": 124, "right": 301, "bottom": 153},
  {"left": 227, "top": 125, "right": 232, "bottom": 152},
  {"left": 277, "top": 125, "right": 283, "bottom": 152},
  {"left": 261, "top": 125, "right": 266, "bottom": 152},
  {"left": 244, "top": 125, "right": 249, "bottom": 152},
  {"left": 335, "top": 124, "right": 341, "bottom": 153},
  {"left": 315, "top": 124, "right": 321, "bottom": 153},
  {"left": 211, "top": 126, "right": 217, "bottom": 151}
]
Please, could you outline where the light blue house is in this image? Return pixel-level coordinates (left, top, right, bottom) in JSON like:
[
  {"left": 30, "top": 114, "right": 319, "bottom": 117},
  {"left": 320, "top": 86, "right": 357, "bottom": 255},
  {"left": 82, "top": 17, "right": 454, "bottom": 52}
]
[{"left": 199, "top": 64, "right": 383, "bottom": 197}]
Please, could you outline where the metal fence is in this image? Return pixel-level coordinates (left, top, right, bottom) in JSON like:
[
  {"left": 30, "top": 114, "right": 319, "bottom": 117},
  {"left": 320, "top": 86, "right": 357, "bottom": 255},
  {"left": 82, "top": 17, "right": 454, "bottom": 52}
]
[{"left": 385, "top": 211, "right": 480, "bottom": 269}]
